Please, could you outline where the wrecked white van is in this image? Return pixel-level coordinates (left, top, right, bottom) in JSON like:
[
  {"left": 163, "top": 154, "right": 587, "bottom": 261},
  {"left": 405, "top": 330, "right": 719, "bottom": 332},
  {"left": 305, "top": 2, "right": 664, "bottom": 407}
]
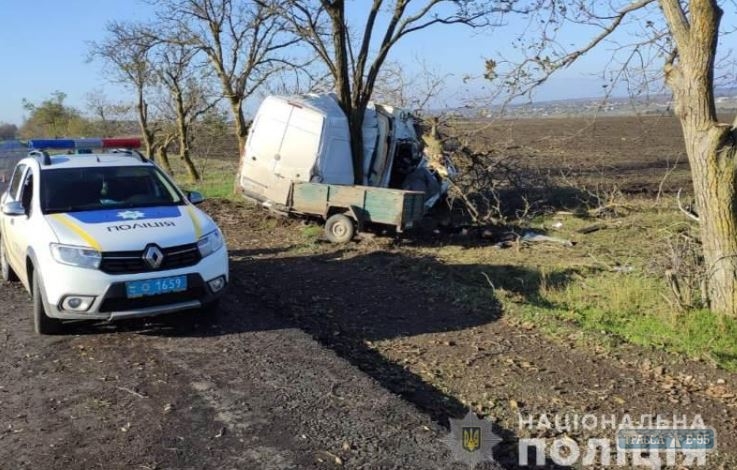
[
  {"left": 238, "top": 94, "right": 451, "bottom": 242},
  {"left": 240, "top": 94, "right": 450, "bottom": 204}
]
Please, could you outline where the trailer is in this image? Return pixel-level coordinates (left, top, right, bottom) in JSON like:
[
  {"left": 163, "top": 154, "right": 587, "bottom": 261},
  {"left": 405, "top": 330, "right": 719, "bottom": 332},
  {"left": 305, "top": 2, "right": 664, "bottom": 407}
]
[
  {"left": 239, "top": 94, "right": 455, "bottom": 242},
  {"left": 252, "top": 181, "right": 426, "bottom": 243}
]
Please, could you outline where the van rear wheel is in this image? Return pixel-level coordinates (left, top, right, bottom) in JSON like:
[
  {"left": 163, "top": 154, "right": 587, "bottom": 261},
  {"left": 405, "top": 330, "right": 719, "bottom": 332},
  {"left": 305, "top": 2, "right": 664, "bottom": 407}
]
[{"left": 324, "top": 214, "right": 355, "bottom": 243}]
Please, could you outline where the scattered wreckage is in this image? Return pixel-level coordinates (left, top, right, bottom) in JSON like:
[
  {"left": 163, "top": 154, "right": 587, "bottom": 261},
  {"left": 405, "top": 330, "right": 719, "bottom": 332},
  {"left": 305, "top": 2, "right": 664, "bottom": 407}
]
[{"left": 239, "top": 94, "right": 456, "bottom": 242}]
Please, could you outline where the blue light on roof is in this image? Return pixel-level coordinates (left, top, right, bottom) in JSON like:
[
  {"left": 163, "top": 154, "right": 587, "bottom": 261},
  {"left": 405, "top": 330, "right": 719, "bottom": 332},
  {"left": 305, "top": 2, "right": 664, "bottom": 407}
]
[{"left": 28, "top": 139, "right": 75, "bottom": 149}]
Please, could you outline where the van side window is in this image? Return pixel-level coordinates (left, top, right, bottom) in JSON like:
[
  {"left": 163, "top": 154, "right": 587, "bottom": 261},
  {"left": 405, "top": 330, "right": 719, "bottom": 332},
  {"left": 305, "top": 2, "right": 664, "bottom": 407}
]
[{"left": 7, "top": 164, "right": 27, "bottom": 200}]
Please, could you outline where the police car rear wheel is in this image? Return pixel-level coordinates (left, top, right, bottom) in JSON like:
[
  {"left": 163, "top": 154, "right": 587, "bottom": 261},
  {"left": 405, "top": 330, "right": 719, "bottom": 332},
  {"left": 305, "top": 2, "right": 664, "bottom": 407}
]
[{"left": 0, "top": 239, "right": 18, "bottom": 282}]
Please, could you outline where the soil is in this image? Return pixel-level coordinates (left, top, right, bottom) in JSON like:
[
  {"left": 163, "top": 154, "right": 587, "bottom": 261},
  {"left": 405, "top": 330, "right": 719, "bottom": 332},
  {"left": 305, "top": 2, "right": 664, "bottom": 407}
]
[
  {"left": 2, "top": 116, "right": 736, "bottom": 469},
  {"left": 451, "top": 114, "right": 692, "bottom": 195}
]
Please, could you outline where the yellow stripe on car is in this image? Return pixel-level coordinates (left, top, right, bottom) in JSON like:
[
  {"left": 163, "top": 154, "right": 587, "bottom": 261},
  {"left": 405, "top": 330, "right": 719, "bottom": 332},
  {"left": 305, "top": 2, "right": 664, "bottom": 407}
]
[
  {"left": 49, "top": 214, "right": 102, "bottom": 251},
  {"left": 185, "top": 205, "right": 203, "bottom": 238}
]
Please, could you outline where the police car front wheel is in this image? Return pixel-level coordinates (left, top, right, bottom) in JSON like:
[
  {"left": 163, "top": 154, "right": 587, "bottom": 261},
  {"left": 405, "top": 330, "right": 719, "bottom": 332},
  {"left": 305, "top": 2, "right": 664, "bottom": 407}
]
[
  {"left": 0, "top": 238, "right": 18, "bottom": 283},
  {"left": 32, "top": 269, "right": 62, "bottom": 335}
]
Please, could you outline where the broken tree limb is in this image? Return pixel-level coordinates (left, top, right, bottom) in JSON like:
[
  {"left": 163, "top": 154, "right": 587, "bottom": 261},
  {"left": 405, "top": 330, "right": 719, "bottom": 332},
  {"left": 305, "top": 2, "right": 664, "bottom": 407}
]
[
  {"left": 677, "top": 188, "right": 700, "bottom": 222},
  {"left": 577, "top": 223, "right": 606, "bottom": 234}
]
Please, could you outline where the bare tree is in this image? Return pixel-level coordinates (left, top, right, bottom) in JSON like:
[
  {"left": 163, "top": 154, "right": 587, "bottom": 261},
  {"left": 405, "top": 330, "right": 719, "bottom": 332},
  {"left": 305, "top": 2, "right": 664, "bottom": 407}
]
[
  {"left": 153, "top": 42, "right": 220, "bottom": 182},
  {"left": 0, "top": 123, "right": 18, "bottom": 140},
  {"left": 84, "top": 89, "right": 134, "bottom": 137},
  {"left": 188, "top": 107, "right": 240, "bottom": 181},
  {"left": 280, "top": 0, "right": 512, "bottom": 184},
  {"left": 89, "top": 22, "right": 159, "bottom": 157},
  {"left": 372, "top": 58, "right": 451, "bottom": 114},
  {"left": 499, "top": 0, "right": 737, "bottom": 315},
  {"left": 151, "top": 0, "right": 298, "bottom": 185},
  {"left": 152, "top": 124, "right": 179, "bottom": 175}
]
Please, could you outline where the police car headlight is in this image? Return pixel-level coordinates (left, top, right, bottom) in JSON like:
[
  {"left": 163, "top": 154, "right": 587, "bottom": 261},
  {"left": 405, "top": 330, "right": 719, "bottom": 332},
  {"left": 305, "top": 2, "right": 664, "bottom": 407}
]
[
  {"left": 50, "top": 243, "right": 102, "bottom": 269},
  {"left": 197, "top": 230, "right": 224, "bottom": 258}
]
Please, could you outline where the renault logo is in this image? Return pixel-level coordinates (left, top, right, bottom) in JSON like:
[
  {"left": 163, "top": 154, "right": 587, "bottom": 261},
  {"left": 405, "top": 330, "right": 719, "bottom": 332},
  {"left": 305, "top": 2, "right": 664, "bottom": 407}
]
[{"left": 143, "top": 245, "right": 164, "bottom": 269}]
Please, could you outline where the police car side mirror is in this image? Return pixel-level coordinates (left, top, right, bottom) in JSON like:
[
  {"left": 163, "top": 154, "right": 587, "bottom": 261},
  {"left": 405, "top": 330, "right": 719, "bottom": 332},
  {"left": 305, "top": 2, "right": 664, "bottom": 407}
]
[
  {"left": 187, "top": 191, "right": 204, "bottom": 205},
  {"left": 2, "top": 201, "right": 25, "bottom": 216}
]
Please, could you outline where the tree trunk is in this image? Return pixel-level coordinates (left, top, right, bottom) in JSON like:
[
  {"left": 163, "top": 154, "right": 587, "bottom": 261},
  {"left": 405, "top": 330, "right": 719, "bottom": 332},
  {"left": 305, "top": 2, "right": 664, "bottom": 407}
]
[
  {"left": 136, "top": 88, "right": 155, "bottom": 157},
  {"left": 348, "top": 109, "right": 365, "bottom": 185},
  {"left": 178, "top": 128, "right": 200, "bottom": 182},
  {"left": 156, "top": 145, "right": 173, "bottom": 174},
  {"left": 324, "top": 1, "right": 362, "bottom": 183},
  {"left": 174, "top": 93, "right": 200, "bottom": 183},
  {"left": 661, "top": 0, "right": 737, "bottom": 315},
  {"left": 230, "top": 98, "right": 249, "bottom": 192},
  {"left": 180, "top": 152, "right": 200, "bottom": 182},
  {"left": 685, "top": 125, "right": 737, "bottom": 314}
]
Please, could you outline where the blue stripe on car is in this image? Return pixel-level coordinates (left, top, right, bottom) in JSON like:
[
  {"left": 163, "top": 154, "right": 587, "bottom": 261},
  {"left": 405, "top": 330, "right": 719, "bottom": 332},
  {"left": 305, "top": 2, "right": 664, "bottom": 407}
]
[{"left": 68, "top": 206, "right": 182, "bottom": 224}]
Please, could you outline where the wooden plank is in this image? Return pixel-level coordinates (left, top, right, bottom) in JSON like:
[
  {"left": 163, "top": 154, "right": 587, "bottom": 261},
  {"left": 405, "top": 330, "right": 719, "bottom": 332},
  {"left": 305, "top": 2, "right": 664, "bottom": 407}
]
[
  {"left": 364, "top": 189, "right": 404, "bottom": 225},
  {"left": 328, "top": 185, "right": 368, "bottom": 208},
  {"left": 292, "top": 182, "right": 328, "bottom": 215}
]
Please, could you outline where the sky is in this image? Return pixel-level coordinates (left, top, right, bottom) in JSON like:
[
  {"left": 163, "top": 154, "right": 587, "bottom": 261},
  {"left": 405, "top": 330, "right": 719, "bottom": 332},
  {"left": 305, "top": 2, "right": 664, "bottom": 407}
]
[
  {"left": 0, "top": 0, "right": 724, "bottom": 127},
  {"left": 0, "top": 1, "right": 156, "bottom": 126}
]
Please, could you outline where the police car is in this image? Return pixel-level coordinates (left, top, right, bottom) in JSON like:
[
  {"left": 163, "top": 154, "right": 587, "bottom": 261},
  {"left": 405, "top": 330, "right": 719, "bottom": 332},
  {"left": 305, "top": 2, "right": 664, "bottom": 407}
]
[{"left": 0, "top": 138, "right": 228, "bottom": 334}]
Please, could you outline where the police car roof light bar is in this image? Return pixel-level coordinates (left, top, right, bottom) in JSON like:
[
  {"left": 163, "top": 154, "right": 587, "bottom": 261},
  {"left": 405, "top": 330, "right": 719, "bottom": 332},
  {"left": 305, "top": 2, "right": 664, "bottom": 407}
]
[
  {"left": 27, "top": 137, "right": 142, "bottom": 151},
  {"left": 26, "top": 138, "right": 144, "bottom": 164}
]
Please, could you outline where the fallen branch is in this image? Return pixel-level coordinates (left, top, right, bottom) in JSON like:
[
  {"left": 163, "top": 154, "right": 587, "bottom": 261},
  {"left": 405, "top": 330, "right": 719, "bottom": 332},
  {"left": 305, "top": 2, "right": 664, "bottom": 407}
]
[
  {"left": 116, "top": 386, "right": 147, "bottom": 399},
  {"left": 481, "top": 272, "right": 496, "bottom": 293},
  {"left": 447, "top": 179, "right": 481, "bottom": 224},
  {"left": 677, "top": 188, "right": 700, "bottom": 222},
  {"left": 577, "top": 223, "right": 606, "bottom": 234}
]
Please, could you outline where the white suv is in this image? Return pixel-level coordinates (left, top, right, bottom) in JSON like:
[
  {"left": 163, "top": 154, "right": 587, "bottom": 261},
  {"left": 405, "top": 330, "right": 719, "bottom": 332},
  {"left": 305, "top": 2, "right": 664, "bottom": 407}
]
[{"left": 0, "top": 142, "right": 228, "bottom": 334}]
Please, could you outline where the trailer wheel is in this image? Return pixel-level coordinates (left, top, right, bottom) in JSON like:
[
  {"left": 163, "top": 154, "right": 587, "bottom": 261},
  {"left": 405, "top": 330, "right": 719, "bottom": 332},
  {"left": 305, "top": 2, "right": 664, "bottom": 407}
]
[{"left": 324, "top": 214, "right": 355, "bottom": 243}]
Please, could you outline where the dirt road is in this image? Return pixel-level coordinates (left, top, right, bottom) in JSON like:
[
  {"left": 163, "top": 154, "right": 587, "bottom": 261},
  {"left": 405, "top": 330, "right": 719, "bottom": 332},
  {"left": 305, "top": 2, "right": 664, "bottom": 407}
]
[
  {"left": 0, "top": 276, "right": 497, "bottom": 469},
  {"left": 2, "top": 198, "right": 737, "bottom": 469}
]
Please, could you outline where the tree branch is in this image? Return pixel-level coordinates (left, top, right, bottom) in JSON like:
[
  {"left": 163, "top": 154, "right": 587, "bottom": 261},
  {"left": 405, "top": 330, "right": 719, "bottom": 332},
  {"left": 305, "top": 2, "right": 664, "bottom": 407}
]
[
  {"left": 658, "top": 0, "right": 691, "bottom": 48},
  {"left": 677, "top": 188, "right": 700, "bottom": 222},
  {"left": 353, "top": 0, "right": 383, "bottom": 94},
  {"left": 497, "top": 0, "right": 658, "bottom": 101},
  {"left": 558, "top": 0, "right": 657, "bottom": 69}
]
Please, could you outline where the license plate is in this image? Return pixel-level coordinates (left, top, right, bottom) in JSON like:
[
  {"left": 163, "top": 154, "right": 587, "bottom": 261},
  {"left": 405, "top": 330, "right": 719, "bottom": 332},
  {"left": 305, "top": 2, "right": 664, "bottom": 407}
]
[{"left": 126, "top": 275, "right": 187, "bottom": 298}]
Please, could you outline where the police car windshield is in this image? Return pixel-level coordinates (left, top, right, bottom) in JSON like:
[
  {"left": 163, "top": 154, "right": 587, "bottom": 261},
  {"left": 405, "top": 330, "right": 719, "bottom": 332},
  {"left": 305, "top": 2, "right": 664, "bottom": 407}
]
[{"left": 41, "top": 166, "right": 183, "bottom": 214}]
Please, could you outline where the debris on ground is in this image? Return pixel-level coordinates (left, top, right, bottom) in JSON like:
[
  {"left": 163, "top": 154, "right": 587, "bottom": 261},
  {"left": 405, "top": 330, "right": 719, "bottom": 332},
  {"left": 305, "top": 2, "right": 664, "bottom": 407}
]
[
  {"left": 520, "top": 230, "right": 575, "bottom": 247},
  {"left": 577, "top": 223, "right": 606, "bottom": 234},
  {"left": 612, "top": 265, "right": 635, "bottom": 273}
]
